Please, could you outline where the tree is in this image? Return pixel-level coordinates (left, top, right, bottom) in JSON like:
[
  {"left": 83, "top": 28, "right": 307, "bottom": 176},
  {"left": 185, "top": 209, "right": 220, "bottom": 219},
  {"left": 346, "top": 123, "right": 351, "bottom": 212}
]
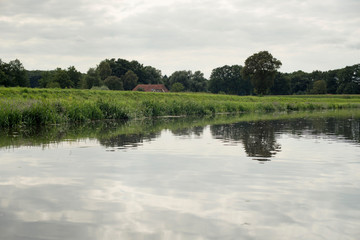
[
  {"left": 52, "top": 68, "right": 72, "bottom": 88},
  {"left": 67, "top": 66, "right": 82, "bottom": 88},
  {"left": 270, "top": 72, "right": 290, "bottom": 95},
  {"left": 169, "top": 71, "right": 191, "bottom": 91},
  {"left": 311, "top": 80, "right": 327, "bottom": 94},
  {"left": 287, "top": 70, "right": 311, "bottom": 94},
  {"left": 97, "top": 61, "right": 112, "bottom": 81},
  {"left": 85, "top": 68, "right": 101, "bottom": 89},
  {"left": 324, "top": 70, "right": 338, "bottom": 94},
  {"left": 242, "top": 51, "right": 282, "bottom": 95},
  {"left": 143, "top": 66, "right": 162, "bottom": 84},
  {"left": 209, "top": 65, "right": 251, "bottom": 95},
  {"left": 171, "top": 82, "right": 185, "bottom": 92},
  {"left": 336, "top": 65, "right": 360, "bottom": 94},
  {"left": 122, "top": 70, "right": 138, "bottom": 90},
  {"left": 0, "top": 59, "right": 29, "bottom": 87},
  {"left": 0, "top": 59, "right": 9, "bottom": 86},
  {"left": 104, "top": 76, "right": 123, "bottom": 90},
  {"left": 189, "top": 71, "right": 208, "bottom": 92}
]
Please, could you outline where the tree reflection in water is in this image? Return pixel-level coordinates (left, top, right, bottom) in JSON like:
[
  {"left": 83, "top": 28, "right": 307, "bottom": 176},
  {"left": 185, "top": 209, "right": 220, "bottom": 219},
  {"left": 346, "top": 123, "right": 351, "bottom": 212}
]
[
  {"left": 211, "top": 121, "right": 281, "bottom": 162},
  {"left": 1, "top": 111, "right": 359, "bottom": 161}
]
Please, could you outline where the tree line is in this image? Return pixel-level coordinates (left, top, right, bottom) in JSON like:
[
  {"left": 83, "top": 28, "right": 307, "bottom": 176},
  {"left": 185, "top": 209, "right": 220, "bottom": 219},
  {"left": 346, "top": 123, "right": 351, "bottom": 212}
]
[{"left": 1, "top": 52, "right": 359, "bottom": 95}]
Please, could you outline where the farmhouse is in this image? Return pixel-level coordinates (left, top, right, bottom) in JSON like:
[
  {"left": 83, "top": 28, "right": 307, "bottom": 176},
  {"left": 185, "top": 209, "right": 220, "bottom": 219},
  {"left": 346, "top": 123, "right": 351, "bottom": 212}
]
[{"left": 133, "top": 84, "right": 169, "bottom": 92}]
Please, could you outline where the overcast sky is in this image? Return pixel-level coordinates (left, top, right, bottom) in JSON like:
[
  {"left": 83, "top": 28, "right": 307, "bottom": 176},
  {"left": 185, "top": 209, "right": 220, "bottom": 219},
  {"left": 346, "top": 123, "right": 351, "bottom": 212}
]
[{"left": 1, "top": 0, "right": 359, "bottom": 77}]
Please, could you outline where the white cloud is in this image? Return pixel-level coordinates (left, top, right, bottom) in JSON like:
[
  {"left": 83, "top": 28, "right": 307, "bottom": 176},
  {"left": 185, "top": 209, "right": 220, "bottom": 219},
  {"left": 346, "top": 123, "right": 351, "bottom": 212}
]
[{"left": 0, "top": 0, "right": 359, "bottom": 76}]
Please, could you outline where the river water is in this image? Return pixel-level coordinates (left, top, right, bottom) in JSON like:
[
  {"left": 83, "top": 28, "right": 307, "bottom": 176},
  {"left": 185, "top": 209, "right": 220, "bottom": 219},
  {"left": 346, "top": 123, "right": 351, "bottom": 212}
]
[{"left": 0, "top": 110, "right": 359, "bottom": 240}]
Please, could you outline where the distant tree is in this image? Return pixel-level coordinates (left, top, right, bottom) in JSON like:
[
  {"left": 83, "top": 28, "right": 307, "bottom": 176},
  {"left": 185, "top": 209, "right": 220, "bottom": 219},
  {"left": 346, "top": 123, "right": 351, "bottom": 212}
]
[
  {"left": 171, "top": 82, "right": 185, "bottom": 92},
  {"left": 67, "top": 66, "right": 82, "bottom": 88},
  {"left": 143, "top": 66, "right": 162, "bottom": 84},
  {"left": 9, "top": 59, "right": 29, "bottom": 87},
  {"left": 0, "top": 59, "right": 28, "bottom": 87},
  {"left": 108, "top": 58, "right": 132, "bottom": 78},
  {"left": 270, "top": 72, "right": 290, "bottom": 95},
  {"left": 97, "top": 61, "right": 112, "bottom": 81},
  {"left": 104, "top": 76, "right": 123, "bottom": 90},
  {"left": 27, "top": 70, "right": 45, "bottom": 88},
  {"left": 288, "top": 71, "right": 311, "bottom": 94},
  {"left": 0, "top": 59, "right": 9, "bottom": 86},
  {"left": 162, "top": 75, "right": 170, "bottom": 89},
  {"left": 47, "top": 81, "right": 61, "bottom": 88},
  {"left": 52, "top": 68, "right": 72, "bottom": 88},
  {"left": 189, "top": 71, "right": 208, "bottom": 92},
  {"left": 242, "top": 51, "right": 282, "bottom": 95},
  {"left": 85, "top": 68, "right": 101, "bottom": 89},
  {"left": 311, "top": 80, "right": 327, "bottom": 94},
  {"left": 209, "top": 65, "right": 251, "bottom": 95},
  {"left": 169, "top": 71, "right": 191, "bottom": 90},
  {"left": 324, "top": 70, "right": 339, "bottom": 94},
  {"left": 122, "top": 70, "right": 138, "bottom": 90},
  {"left": 336, "top": 65, "right": 360, "bottom": 94},
  {"left": 129, "top": 60, "right": 146, "bottom": 83}
]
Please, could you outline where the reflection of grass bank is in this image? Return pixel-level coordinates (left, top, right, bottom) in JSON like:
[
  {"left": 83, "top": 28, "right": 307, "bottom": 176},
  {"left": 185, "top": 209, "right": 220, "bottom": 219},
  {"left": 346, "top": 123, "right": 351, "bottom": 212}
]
[
  {"left": 1, "top": 109, "right": 359, "bottom": 149},
  {"left": 1, "top": 87, "right": 360, "bottom": 127}
]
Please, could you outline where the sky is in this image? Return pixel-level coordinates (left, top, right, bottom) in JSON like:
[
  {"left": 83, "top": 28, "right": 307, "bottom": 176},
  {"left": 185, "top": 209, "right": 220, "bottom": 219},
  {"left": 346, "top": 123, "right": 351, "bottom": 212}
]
[{"left": 0, "top": 0, "right": 359, "bottom": 77}]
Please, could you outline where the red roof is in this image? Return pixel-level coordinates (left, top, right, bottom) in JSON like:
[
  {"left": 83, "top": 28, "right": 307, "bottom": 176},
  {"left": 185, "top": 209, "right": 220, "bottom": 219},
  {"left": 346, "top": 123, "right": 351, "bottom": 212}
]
[{"left": 133, "top": 84, "right": 169, "bottom": 92}]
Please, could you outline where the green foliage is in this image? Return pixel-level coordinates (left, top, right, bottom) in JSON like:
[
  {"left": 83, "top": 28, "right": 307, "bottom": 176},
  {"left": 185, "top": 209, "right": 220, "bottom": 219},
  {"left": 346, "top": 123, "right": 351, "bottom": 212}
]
[
  {"left": 242, "top": 51, "right": 282, "bottom": 95},
  {"left": 122, "top": 70, "right": 138, "bottom": 90},
  {"left": 85, "top": 68, "right": 101, "bottom": 89},
  {"left": 67, "top": 66, "right": 82, "bottom": 88},
  {"left": 104, "top": 76, "right": 123, "bottom": 90},
  {"left": 169, "top": 71, "right": 191, "bottom": 90},
  {"left": 270, "top": 73, "right": 290, "bottom": 95},
  {"left": 171, "top": 82, "right": 185, "bottom": 92},
  {"left": 91, "top": 85, "right": 110, "bottom": 91},
  {"left": 189, "top": 71, "right": 208, "bottom": 92},
  {"left": 311, "top": 80, "right": 327, "bottom": 94},
  {"left": 136, "top": 87, "right": 145, "bottom": 91},
  {"left": 97, "top": 60, "right": 112, "bottom": 80},
  {"left": 105, "top": 58, "right": 162, "bottom": 85},
  {"left": 0, "top": 59, "right": 29, "bottom": 87},
  {"left": 47, "top": 81, "right": 61, "bottom": 88},
  {"left": 168, "top": 70, "right": 208, "bottom": 92},
  {"left": 1, "top": 87, "right": 360, "bottom": 128},
  {"left": 1, "top": 56, "right": 359, "bottom": 98},
  {"left": 209, "top": 65, "right": 251, "bottom": 95}
]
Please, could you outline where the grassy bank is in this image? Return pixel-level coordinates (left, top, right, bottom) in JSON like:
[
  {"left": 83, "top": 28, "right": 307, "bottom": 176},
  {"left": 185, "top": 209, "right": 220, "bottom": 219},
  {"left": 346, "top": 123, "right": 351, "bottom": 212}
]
[{"left": 1, "top": 87, "right": 360, "bottom": 127}]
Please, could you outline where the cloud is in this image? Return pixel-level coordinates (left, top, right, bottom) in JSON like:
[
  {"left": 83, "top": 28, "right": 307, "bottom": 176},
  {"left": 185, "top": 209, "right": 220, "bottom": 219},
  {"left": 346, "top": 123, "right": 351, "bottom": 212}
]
[{"left": 0, "top": 0, "right": 359, "bottom": 76}]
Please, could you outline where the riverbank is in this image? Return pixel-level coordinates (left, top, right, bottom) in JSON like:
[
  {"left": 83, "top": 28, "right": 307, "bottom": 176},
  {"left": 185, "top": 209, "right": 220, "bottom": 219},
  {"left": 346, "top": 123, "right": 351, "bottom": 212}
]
[{"left": 1, "top": 87, "right": 360, "bottom": 127}]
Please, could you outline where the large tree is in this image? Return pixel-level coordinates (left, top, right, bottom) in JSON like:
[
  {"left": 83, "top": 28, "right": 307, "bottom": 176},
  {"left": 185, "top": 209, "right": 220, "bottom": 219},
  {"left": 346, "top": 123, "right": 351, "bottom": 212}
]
[
  {"left": 241, "top": 51, "right": 282, "bottom": 95},
  {"left": 0, "top": 59, "right": 28, "bottom": 87},
  {"left": 67, "top": 66, "right": 82, "bottom": 88},
  {"left": 189, "top": 71, "right": 208, "bottom": 92},
  {"left": 209, "top": 65, "right": 251, "bottom": 95},
  {"left": 104, "top": 76, "right": 123, "bottom": 90},
  {"left": 122, "top": 70, "right": 138, "bottom": 90},
  {"left": 97, "top": 61, "right": 112, "bottom": 81}
]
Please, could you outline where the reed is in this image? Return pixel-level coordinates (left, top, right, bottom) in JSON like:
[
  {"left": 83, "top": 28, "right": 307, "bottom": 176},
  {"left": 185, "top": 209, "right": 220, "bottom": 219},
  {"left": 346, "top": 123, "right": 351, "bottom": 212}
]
[{"left": 1, "top": 87, "right": 360, "bottom": 127}]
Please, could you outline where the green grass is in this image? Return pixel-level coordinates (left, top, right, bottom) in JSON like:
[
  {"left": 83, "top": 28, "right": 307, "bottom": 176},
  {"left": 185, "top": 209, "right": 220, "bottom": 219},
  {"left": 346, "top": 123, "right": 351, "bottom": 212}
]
[{"left": 1, "top": 87, "right": 360, "bottom": 127}]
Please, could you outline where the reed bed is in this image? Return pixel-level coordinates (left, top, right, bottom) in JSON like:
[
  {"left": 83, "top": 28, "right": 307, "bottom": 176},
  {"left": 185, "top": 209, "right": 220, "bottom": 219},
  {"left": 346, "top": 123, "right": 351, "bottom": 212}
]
[{"left": 1, "top": 87, "right": 360, "bottom": 127}]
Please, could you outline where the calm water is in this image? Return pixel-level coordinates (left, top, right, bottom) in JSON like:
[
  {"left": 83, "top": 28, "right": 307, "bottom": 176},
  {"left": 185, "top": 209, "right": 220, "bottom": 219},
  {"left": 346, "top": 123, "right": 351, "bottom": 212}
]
[{"left": 0, "top": 111, "right": 360, "bottom": 240}]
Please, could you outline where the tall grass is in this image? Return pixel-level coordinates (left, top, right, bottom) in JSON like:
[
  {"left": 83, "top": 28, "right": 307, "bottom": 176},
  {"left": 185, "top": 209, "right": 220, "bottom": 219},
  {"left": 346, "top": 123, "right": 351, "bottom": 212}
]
[{"left": 1, "top": 87, "right": 360, "bottom": 127}]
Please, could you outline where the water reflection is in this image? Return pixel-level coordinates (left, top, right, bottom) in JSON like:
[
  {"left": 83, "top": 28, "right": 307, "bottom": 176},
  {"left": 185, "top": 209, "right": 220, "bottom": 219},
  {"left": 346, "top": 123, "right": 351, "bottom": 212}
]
[
  {"left": 211, "top": 121, "right": 281, "bottom": 161},
  {"left": 1, "top": 111, "right": 360, "bottom": 158},
  {"left": 1, "top": 110, "right": 360, "bottom": 240}
]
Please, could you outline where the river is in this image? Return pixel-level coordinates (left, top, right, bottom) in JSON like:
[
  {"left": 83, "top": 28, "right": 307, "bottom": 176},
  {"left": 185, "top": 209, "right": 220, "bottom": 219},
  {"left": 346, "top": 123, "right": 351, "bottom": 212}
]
[{"left": 0, "top": 110, "right": 359, "bottom": 240}]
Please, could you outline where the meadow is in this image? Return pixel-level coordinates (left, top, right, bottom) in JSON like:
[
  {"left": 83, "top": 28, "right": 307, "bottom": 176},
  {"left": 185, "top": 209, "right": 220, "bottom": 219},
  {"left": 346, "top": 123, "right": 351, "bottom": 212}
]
[{"left": 1, "top": 87, "right": 360, "bottom": 127}]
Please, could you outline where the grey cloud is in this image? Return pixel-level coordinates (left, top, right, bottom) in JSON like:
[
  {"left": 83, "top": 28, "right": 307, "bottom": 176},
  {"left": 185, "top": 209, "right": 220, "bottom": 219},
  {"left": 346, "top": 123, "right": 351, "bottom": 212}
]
[{"left": 0, "top": 0, "right": 359, "bottom": 74}]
